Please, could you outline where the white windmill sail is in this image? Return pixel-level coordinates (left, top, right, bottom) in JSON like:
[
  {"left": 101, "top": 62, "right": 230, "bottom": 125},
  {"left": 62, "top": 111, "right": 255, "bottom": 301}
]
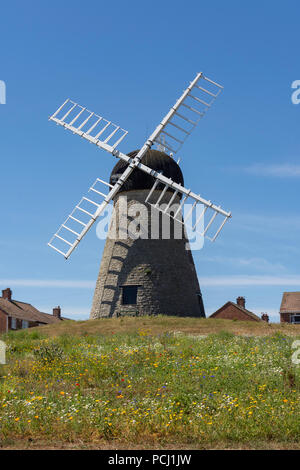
[
  {"left": 49, "top": 100, "right": 129, "bottom": 151},
  {"left": 48, "top": 178, "right": 114, "bottom": 258},
  {"left": 144, "top": 175, "right": 230, "bottom": 242},
  {"left": 48, "top": 72, "right": 230, "bottom": 258},
  {"left": 150, "top": 73, "right": 223, "bottom": 156}
]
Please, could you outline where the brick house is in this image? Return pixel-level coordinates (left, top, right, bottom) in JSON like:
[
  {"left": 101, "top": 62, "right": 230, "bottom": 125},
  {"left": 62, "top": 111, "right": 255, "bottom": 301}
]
[
  {"left": 210, "top": 297, "right": 262, "bottom": 322},
  {"left": 0, "top": 288, "right": 66, "bottom": 334},
  {"left": 280, "top": 292, "right": 300, "bottom": 324}
]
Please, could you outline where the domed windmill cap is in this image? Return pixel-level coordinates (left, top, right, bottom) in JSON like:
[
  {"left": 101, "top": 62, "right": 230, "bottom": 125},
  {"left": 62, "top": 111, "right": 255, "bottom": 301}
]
[{"left": 109, "top": 149, "right": 184, "bottom": 193}]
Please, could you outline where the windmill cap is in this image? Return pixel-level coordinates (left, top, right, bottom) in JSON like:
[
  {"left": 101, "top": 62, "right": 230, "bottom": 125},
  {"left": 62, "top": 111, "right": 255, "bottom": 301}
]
[{"left": 110, "top": 149, "right": 184, "bottom": 193}]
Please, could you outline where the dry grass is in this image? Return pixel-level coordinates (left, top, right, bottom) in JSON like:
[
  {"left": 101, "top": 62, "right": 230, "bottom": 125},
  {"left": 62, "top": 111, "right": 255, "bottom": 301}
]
[
  {"left": 1, "top": 439, "right": 300, "bottom": 450},
  {"left": 33, "top": 315, "right": 300, "bottom": 339}
]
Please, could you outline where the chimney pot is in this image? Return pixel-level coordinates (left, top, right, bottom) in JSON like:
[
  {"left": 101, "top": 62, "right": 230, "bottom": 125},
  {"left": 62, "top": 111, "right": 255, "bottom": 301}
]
[
  {"left": 2, "top": 288, "right": 12, "bottom": 301},
  {"left": 261, "top": 313, "right": 269, "bottom": 323},
  {"left": 53, "top": 306, "right": 61, "bottom": 319},
  {"left": 236, "top": 296, "right": 246, "bottom": 308}
]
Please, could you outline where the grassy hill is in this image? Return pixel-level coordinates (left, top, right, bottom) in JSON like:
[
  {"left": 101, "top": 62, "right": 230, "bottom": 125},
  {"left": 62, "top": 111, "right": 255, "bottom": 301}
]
[
  {"left": 0, "top": 316, "right": 300, "bottom": 449},
  {"left": 22, "top": 315, "right": 300, "bottom": 338}
]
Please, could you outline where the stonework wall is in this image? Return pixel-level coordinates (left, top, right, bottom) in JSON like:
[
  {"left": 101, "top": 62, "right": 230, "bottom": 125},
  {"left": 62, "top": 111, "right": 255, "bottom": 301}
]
[{"left": 90, "top": 190, "right": 204, "bottom": 319}]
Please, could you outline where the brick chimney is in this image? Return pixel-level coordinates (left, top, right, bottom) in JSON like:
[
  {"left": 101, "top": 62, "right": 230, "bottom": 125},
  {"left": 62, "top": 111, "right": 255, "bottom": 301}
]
[
  {"left": 261, "top": 313, "right": 269, "bottom": 323},
  {"left": 2, "top": 288, "right": 12, "bottom": 301},
  {"left": 53, "top": 306, "right": 61, "bottom": 319},
  {"left": 236, "top": 296, "right": 246, "bottom": 308}
]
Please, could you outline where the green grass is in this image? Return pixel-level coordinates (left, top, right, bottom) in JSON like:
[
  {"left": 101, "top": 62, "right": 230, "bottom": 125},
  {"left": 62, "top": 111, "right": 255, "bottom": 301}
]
[{"left": 0, "top": 317, "right": 299, "bottom": 449}]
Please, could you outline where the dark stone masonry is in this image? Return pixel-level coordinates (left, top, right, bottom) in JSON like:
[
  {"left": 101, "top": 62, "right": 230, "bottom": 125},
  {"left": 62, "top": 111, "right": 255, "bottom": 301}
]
[
  {"left": 90, "top": 149, "right": 205, "bottom": 319},
  {"left": 90, "top": 189, "right": 205, "bottom": 319}
]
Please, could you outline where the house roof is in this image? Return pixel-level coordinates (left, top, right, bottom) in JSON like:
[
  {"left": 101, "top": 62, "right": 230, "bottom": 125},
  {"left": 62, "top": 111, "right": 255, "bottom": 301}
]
[
  {"left": 0, "top": 297, "right": 63, "bottom": 324},
  {"left": 280, "top": 292, "right": 300, "bottom": 314},
  {"left": 210, "top": 301, "right": 261, "bottom": 321}
]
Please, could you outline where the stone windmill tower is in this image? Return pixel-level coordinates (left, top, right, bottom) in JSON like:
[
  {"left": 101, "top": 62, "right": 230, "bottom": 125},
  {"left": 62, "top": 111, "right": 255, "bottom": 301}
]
[
  {"left": 90, "top": 149, "right": 204, "bottom": 318},
  {"left": 47, "top": 72, "right": 232, "bottom": 318}
]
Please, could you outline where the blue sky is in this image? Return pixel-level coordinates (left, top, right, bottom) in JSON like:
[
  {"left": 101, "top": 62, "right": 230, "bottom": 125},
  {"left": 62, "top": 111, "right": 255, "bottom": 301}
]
[{"left": 1, "top": 0, "right": 300, "bottom": 322}]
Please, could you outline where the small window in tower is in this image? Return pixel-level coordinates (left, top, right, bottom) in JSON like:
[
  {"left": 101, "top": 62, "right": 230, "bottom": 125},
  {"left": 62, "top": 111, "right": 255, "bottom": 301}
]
[{"left": 122, "top": 286, "right": 138, "bottom": 305}]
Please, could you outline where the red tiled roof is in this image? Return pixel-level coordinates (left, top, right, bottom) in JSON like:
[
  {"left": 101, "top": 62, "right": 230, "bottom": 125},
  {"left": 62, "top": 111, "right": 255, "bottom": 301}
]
[
  {"left": 0, "top": 297, "right": 63, "bottom": 324},
  {"left": 280, "top": 292, "right": 300, "bottom": 313},
  {"left": 210, "top": 301, "right": 261, "bottom": 321}
]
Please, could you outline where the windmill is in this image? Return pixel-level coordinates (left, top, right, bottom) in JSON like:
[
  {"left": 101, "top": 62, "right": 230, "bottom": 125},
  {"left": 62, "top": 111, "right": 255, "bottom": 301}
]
[{"left": 48, "top": 72, "right": 231, "bottom": 318}]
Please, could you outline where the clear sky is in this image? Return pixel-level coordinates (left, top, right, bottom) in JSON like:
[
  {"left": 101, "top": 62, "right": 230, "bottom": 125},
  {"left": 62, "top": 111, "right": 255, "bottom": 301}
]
[{"left": 1, "top": 0, "right": 300, "bottom": 322}]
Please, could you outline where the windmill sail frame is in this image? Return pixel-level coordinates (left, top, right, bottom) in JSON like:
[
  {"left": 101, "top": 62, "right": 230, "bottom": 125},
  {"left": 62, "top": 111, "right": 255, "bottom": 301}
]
[{"left": 48, "top": 72, "right": 231, "bottom": 258}]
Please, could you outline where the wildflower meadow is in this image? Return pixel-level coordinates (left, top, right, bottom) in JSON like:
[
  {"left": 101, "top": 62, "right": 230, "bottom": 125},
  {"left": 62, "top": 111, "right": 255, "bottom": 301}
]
[{"left": 0, "top": 318, "right": 299, "bottom": 449}]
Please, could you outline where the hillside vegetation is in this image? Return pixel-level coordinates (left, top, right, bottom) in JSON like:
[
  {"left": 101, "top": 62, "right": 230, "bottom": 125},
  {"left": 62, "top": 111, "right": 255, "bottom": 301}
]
[
  {"left": 0, "top": 316, "right": 299, "bottom": 449},
  {"left": 22, "top": 315, "right": 300, "bottom": 338}
]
